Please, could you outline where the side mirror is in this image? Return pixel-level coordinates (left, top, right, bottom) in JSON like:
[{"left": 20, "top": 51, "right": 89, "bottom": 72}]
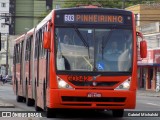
[
  {"left": 43, "top": 31, "right": 51, "bottom": 49},
  {"left": 137, "top": 31, "right": 147, "bottom": 58},
  {"left": 140, "top": 40, "right": 147, "bottom": 58},
  {"left": 136, "top": 31, "right": 143, "bottom": 39}
]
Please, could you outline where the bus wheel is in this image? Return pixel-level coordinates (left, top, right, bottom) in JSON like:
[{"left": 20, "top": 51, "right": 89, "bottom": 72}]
[
  {"left": 26, "top": 85, "right": 34, "bottom": 106},
  {"left": 16, "top": 81, "right": 23, "bottom": 102},
  {"left": 26, "top": 92, "right": 34, "bottom": 106},
  {"left": 43, "top": 82, "right": 46, "bottom": 111},
  {"left": 16, "top": 95, "right": 24, "bottom": 102},
  {"left": 35, "top": 102, "right": 42, "bottom": 111},
  {"left": 112, "top": 109, "right": 124, "bottom": 117},
  {"left": 26, "top": 98, "right": 34, "bottom": 106},
  {"left": 46, "top": 108, "right": 57, "bottom": 118}
]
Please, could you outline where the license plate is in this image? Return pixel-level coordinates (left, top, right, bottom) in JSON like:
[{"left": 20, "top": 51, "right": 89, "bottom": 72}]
[{"left": 87, "top": 92, "right": 102, "bottom": 97}]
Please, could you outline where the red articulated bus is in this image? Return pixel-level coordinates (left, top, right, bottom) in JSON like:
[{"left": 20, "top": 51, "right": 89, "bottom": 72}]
[{"left": 13, "top": 6, "right": 147, "bottom": 118}]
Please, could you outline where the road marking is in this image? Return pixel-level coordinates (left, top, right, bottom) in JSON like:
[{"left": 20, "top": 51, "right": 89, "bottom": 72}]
[{"left": 147, "top": 103, "right": 160, "bottom": 107}]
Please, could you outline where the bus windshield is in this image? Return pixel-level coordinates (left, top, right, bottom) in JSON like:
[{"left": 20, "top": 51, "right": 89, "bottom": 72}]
[{"left": 55, "top": 27, "right": 132, "bottom": 72}]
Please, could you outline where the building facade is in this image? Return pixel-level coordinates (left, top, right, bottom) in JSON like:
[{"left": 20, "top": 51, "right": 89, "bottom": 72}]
[
  {"left": 0, "top": 0, "right": 9, "bottom": 75},
  {"left": 138, "top": 22, "right": 160, "bottom": 91},
  {"left": 0, "top": 0, "right": 59, "bottom": 76},
  {"left": 14, "top": 0, "right": 65, "bottom": 35},
  {"left": 126, "top": 3, "right": 160, "bottom": 91},
  {"left": 15, "top": 0, "right": 54, "bottom": 35},
  {"left": 0, "top": 0, "right": 9, "bottom": 34}
]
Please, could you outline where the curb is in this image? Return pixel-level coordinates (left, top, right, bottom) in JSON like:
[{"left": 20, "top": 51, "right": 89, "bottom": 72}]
[
  {"left": 0, "top": 100, "right": 15, "bottom": 108},
  {"left": 137, "top": 91, "right": 160, "bottom": 97}
]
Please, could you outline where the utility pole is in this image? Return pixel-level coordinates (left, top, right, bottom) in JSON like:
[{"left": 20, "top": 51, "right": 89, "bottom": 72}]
[
  {"left": 0, "top": 33, "right": 1, "bottom": 51},
  {"left": 3, "top": 19, "right": 11, "bottom": 75},
  {"left": 122, "top": 0, "right": 126, "bottom": 9},
  {"left": 6, "top": 34, "right": 9, "bottom": 75},
  {"left": 1, "top": 14, "right": 11, "bottom": 75}
]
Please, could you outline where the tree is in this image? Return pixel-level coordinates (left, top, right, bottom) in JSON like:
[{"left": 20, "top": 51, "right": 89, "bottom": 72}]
[{"left": 58, "top": 0, "right": 159, "bottom": 9}]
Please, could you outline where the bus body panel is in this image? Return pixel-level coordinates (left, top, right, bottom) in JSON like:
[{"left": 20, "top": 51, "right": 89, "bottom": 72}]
[
  {"left": 131, "top": 13, "right": 138, "bottom": 90},
  {"left": 31, "top": 28, "right": 37, "bottom": 100},
  {"left": 37, "top": 57, "right": 47, "bottom": 109},
  {"left": 48, "top": 89, "right": 136, "bottom": 109},
  {"left": 25, "top": 61, "right": 28, "bottom": 98},
  {"left": 16, "top": 63, "right": 23, "bottom": 97},
  {"left": 13, "top": 34, "right": 25, "bottom": 97},
  {"left": 49, "top": 10, "right": 57, "bottom": 89},
  {"left": 48, "top": 8, "right": 137, "bottom": 110}
]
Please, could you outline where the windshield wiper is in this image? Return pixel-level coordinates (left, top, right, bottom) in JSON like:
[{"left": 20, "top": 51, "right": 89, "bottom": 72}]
[
  {"left": 74, "top": 27, "right": 89, "bottom": 48},
  {"left": 74, "top": 26, "right": 91, "bottom": 58}
]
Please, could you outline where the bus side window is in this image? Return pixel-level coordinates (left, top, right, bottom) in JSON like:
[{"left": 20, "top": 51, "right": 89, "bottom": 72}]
[
  {"left": 16, "top": 44, "right": 18, "bottom": 63},
  {"left": 25, "top": 39, "right": 28, "bottom": 61},
  {"left": 13, "top": 46, "right": 15, "bottom": 65},
  {"left": 15, "top": 45, "right": 17, "bottom": 63},
  {"left": 39, "top": 29, "right": 43, "bottom": 58},
  {"left": 42, "top": 27, "right": 46, "bottom": 57},
  {"left": 35, "top": 33, "right": 39, "bottom": 59},
  {"left": 29, "top": 36, "right": 32, "bottom": 60},
  {"left": 17, "top": 44, "right": 20, "bottom": 63}
]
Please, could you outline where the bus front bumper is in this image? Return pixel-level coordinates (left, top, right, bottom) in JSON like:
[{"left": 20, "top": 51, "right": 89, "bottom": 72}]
[{"left": 48, "top": 89, "right": 136, "bottom": 109}]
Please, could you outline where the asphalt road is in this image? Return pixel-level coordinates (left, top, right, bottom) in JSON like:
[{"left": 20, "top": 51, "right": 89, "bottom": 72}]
[{"left": 0, "top": 84, "right": 160, "bottom": 120}]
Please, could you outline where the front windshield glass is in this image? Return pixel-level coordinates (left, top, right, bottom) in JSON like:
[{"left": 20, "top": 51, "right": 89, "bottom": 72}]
[{"left": 55, "top": 28, "right": 132, "bottom": 72}]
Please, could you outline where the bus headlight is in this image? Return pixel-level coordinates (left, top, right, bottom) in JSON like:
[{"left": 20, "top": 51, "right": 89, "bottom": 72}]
[
  {"left": 57, "top": 77, "right": 73, "bottom": 89},
  {"left": 115, "top": 77, "right": 131, "bottom": 90}
]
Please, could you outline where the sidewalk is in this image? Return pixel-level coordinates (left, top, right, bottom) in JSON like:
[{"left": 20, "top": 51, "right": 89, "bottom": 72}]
[
  {"left": 0, "top": 83, "right": 15, "bottom": 108},
  {"left": 137, "top": 89, "right": 160, "bottom": 97},
  {"left": 0, "top": 99, "right": 15, "bottom": 108}
]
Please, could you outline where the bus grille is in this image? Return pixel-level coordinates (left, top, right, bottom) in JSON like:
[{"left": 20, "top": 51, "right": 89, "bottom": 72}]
[
  {"left": 62, "top": 96, "right": 126, "bottom": 102},
  {"left": 69, "top": 81, "right": 118, "bottom": 87}
]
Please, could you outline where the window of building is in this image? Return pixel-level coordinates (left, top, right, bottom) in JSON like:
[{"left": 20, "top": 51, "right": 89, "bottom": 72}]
[
  {"left": 1, "top": 23, "right": 5, "bottom": 28},
  {"left": 1, "top": 13, "right": 6, "bottom": 16},
  {"left": 0, "top": 54, "right": 5, "bottom": 60},
  {"left": 1, "top": 41, "right": 5, "bottom": 49},
  {"left": 1, "top": 3, "right": 6, "bottom": 7}
]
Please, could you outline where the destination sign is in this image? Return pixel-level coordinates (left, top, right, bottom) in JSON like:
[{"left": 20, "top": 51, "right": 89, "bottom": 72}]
[{"left": 64, "top": 14, "right": 124, "bottom": 24}]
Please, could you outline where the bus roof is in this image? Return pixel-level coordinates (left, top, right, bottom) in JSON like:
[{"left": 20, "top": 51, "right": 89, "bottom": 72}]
[
  {"left": 55, "top": 7, "right": 132, "bottom": 15},
  {"left": 15, "top": 34, "right": 25, "bottom": 44},
  {"left": 27, "top": 28, "right": 34, "bottom": 36},
  {"left": 36, "top": 10, "right": 52, "bottom": 31}
]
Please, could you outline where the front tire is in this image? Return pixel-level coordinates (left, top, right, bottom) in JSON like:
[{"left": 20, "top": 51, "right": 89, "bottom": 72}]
[
  {"left": 16, "top": 80, "right": 24, "bottom": 102},
  {"left": 26, "top": 82, "right": 34, "bottom": 106},
  {"left": 112, "top": 109, "right": 124, "bottom": 117},
  {"left": 16, "top": 95, "right": 24, "bottom": 102},
  {"left": 34, "top": 85, "right": 42, "bottom": 111},
  {"left": 46, "top": 108, "right": 57, "bottom": 118}
]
